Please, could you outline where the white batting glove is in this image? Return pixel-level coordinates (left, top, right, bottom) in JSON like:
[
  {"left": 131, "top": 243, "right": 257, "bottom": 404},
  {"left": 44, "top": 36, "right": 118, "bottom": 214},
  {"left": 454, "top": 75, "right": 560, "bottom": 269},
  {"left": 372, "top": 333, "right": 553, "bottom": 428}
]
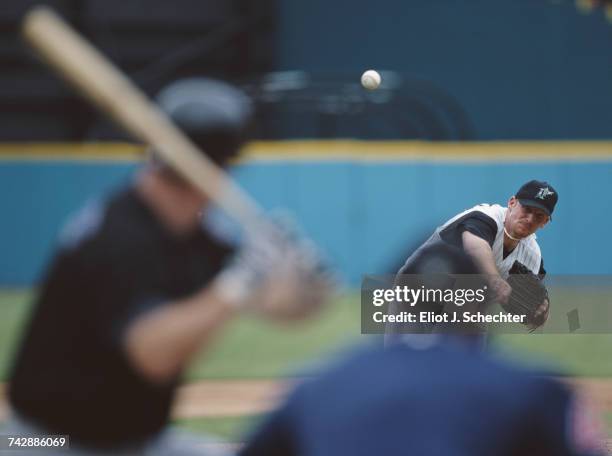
[
  {"left": 253, "top": 239, "right": 335, "bottom": 321},
  {"left": 213, "top": 227, "right": 281, "bottom": 309},
  {"left": 213, "top": 217, "right": 335, "bottom": 319}
]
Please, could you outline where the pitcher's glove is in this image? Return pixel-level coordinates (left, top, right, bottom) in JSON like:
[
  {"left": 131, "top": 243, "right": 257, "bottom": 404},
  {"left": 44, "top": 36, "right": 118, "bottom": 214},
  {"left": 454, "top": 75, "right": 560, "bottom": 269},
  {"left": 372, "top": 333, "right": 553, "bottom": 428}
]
[{"left": 504, "top": 261, "right": 549, "bottom": 330}]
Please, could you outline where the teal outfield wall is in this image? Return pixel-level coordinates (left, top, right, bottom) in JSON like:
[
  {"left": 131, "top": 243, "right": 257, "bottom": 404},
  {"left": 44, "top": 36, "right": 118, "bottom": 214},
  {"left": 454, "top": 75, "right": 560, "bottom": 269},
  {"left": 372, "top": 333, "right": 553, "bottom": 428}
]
[{"left": 1, "top": 146, "right": 611, "bottom": 285}]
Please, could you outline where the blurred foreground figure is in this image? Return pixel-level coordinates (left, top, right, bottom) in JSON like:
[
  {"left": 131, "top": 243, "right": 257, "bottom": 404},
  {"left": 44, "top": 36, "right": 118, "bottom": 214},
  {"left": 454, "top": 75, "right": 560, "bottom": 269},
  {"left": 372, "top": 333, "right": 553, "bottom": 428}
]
[
  {"left": 6, "top": 78, "right": 331, "bottom": 455},
  {"left": 240, "top": 245, "right": 604, "bottom": 456}
]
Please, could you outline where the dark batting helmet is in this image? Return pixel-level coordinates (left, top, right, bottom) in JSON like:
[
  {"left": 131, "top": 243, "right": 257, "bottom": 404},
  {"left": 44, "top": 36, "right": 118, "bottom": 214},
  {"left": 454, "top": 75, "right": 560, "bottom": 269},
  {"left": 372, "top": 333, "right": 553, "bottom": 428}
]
[{"left": 156, "top": 78, "right": 253, "bottom": 166}]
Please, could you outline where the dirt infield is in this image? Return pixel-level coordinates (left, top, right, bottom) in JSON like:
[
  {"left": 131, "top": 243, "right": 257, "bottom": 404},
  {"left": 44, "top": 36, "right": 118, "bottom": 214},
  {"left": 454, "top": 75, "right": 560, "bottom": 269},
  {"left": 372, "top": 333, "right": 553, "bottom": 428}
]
[
  {"left": 172, "top": 377, "right": 612, "bottom": 419},
  {"left": 1, "top": 377, "right": 612, "bottom": 420},
  {"left": 0, "top": 380, "right": 290, "bottom": 422},
  {"left": 171, "top": 379, "right": 292, "bottom": 419},
  {"left": 2, "top": 378, "right": 612, "bottom": 452},
  {"left": 171, "top": 378, "right": 612, "bottom": 454}
]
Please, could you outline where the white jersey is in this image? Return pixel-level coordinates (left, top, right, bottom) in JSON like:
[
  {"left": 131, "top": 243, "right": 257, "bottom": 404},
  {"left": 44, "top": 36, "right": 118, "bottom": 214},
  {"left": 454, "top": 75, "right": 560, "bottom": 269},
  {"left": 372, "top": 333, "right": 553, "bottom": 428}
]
[{"left": 404, "top": 204, "right": 542, "bottom": 278}]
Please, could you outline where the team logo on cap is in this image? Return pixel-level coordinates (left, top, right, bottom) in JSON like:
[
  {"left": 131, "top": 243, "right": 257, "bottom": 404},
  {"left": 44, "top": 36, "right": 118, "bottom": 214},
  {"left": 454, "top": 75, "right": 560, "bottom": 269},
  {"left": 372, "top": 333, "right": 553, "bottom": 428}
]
[{"left": 535, "top": 187, "right": 555, "bottom": 200}]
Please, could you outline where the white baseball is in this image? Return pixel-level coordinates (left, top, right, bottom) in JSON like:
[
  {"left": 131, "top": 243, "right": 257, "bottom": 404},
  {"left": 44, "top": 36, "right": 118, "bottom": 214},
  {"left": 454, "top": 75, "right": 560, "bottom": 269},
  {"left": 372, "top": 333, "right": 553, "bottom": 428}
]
[{"left": 361, "top": 70, "right": 381, "bottom": 90}]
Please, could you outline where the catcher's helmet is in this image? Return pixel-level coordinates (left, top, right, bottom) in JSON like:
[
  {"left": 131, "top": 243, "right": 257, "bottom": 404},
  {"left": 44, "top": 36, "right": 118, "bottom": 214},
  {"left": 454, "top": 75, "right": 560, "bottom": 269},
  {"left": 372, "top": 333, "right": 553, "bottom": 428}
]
[{"left": 156, "top": 78, "right": 253, "bottom": 165}]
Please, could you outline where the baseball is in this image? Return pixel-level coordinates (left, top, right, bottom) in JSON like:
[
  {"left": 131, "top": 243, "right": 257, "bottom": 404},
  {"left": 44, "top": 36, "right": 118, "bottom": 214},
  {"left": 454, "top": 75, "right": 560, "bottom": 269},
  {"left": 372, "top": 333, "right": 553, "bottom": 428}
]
[{"left": 361, "top": 70, "right": 381, "bottom": 90}]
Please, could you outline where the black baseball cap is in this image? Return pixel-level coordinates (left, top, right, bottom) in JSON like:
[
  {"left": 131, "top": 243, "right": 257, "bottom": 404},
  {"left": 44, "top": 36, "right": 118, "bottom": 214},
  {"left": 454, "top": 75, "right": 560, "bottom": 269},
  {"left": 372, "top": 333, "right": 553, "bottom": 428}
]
[
  {"left": 515, "top": 180, "right": 558, "bottom": 217},
  {"left": 156, "top": 78, "right": 253, "bottom": 165}
]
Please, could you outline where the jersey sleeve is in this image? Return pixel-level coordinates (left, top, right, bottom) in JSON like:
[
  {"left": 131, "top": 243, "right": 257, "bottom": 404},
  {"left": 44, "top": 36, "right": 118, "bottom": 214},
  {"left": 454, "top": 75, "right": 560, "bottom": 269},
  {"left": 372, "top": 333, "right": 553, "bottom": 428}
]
[{"left": 439, "top": 211, "right": 498, "bottom": 248}]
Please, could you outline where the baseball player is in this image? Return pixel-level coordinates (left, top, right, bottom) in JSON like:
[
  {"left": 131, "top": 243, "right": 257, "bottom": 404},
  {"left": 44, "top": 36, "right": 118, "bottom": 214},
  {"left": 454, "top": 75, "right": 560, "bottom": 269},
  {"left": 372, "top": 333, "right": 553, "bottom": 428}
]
[
  {"left": 387, "top": 180, "right": 558, "bottom": 337},
  {"left": 239, "top": 245, "right": 603, "bottom": 456},
  {"left": 5, "top": 78, "right": 331, "bottom": 455}
]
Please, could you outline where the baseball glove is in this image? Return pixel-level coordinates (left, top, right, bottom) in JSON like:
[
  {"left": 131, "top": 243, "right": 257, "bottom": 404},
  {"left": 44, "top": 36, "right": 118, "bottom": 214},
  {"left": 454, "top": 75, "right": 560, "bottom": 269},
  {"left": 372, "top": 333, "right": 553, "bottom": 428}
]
[{"left": 504, "top": 261, "right": 549, "bottom": 330}]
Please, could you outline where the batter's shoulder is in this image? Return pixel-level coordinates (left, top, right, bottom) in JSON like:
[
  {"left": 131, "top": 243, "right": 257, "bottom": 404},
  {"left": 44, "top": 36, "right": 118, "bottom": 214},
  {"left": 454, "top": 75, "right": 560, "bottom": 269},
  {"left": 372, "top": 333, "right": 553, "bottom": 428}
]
[{"left": 60, "top": 188, "right": 155, "bottom": 262}]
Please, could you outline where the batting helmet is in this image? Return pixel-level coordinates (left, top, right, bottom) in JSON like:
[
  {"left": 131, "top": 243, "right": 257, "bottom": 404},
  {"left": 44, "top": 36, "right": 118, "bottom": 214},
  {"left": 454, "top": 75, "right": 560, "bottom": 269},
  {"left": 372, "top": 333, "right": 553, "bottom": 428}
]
[{"left": 156, "top": 78, "right": 253, "bottom": 166}]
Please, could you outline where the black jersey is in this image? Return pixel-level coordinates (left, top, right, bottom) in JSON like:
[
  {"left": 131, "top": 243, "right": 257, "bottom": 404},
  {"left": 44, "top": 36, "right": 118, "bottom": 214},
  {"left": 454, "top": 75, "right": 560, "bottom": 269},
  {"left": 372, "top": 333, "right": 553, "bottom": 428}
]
[{"left": 9, "top": 187, "right": 232, "bottom": 448}]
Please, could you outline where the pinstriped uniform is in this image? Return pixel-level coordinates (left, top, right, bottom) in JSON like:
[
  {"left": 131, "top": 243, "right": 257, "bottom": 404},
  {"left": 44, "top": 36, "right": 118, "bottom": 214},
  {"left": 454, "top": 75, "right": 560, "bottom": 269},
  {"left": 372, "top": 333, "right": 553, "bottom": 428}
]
[{"left": 400, "top": 204, "right": 542, "bottom": 277}]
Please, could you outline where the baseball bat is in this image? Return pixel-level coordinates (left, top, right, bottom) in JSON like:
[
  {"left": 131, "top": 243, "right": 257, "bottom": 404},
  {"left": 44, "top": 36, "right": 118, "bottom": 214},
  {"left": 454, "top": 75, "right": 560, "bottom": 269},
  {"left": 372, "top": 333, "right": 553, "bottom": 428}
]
[{"left": 22, "top": 6, "right": 263, "bottom": 232}]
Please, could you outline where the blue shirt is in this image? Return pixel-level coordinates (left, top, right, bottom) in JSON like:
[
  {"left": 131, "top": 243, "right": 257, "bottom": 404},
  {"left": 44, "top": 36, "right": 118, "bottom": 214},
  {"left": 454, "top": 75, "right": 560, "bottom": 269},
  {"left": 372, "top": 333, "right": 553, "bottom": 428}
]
[{"left": 241, "top": 341, "right": 598, "bottom": 456}]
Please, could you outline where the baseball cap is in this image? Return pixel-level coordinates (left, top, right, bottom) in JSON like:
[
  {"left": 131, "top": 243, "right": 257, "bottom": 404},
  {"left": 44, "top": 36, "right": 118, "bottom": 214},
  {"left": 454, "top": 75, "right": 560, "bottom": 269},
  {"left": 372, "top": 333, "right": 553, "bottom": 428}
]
[
  {"left": 515, "top": 180, "right": 558, "bottom": 217},
  {"left": 156, "top": 78, "right": 253, "bottom": 165}
]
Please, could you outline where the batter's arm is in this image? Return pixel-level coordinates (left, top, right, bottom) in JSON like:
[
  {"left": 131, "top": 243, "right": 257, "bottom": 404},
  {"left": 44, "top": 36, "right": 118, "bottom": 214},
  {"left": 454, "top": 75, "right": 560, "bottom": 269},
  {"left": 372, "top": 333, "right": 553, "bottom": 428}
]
[
  {"left": 461, "top": 231, "right": 511, "bottom": 304},
  {"left": 123, "top": 230, "right": 332, "bottom": 384},
  {"left": 123, "top": 287, "right": 236, "bottom": 384}
]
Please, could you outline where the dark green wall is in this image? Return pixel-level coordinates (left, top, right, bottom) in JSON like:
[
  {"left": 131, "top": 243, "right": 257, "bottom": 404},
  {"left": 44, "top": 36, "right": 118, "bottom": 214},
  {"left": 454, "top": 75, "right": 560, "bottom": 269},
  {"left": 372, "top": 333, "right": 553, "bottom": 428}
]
[{"left": 277, "top": 0, "right": 612, "bottom": 139}]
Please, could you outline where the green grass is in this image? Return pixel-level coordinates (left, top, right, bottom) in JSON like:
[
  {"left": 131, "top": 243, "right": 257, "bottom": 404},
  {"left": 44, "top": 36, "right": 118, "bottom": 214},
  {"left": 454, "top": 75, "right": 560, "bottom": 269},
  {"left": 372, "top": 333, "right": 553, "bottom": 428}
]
[
  {"left": 605, "top": 413, "right": 612, "bottom": 432},
  {"left": 173, "top": 415, "right": 259, "bottom": 441},
  {"left": 492, "top": 334, "right": 612, "bottom": 377},
  {"left": 185, "top": 293, "right": 363, "bottom": 380},
  {"left": 2, "top": 289, "right": 612, "bottom": 438},
  {"left": 0, "top": 290, "right": 33, "bottom": 380},
  {"left": 1, "top": 289, "right": 612, "bottom": 381},
  {"left": 0, "top": 290, "right": 365, "bottom": 381}
]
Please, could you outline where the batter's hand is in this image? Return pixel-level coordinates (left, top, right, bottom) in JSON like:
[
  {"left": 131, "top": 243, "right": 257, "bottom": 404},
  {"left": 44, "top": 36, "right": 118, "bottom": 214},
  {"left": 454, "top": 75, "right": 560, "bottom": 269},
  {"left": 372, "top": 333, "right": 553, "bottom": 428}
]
[
  {"left": 256, "top": 217, "right": 335, "bottom": 320},
  {"left": 214, "top": 217, "right": 334, "bottom": 320},
  {"left": 254, "top": 240, "right": 334, "bottom": 321}
]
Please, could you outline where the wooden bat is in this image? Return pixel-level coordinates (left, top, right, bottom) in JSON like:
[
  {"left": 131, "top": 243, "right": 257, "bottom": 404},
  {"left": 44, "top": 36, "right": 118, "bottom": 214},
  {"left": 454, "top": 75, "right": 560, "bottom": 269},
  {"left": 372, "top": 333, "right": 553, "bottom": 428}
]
[{"left": 22, "top": 6, "right": 263, "bottom": 232}]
